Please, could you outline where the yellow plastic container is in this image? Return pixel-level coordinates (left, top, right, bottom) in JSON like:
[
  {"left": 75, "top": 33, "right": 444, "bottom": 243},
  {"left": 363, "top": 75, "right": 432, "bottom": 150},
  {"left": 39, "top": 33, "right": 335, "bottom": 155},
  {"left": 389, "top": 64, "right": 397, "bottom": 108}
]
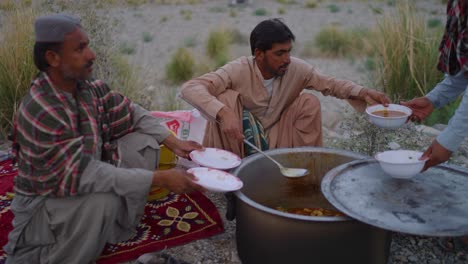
[
  {"left": 148, "top": 133, "right": 178, "bottom": 201},
  {"left": 158, "top": 144, "right": 178, "bottom": 170}
]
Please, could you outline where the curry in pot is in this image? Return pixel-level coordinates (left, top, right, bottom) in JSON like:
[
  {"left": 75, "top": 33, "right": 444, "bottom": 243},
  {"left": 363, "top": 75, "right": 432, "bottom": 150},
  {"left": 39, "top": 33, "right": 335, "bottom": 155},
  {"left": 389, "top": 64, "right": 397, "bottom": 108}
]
[{"left": 276, "top": 206, "right": 345, "bottom": 217}]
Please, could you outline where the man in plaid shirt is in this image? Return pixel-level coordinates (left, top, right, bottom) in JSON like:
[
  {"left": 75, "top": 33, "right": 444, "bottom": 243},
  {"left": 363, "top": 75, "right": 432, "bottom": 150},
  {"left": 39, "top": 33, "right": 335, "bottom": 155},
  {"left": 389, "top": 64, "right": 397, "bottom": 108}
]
[{"left": 4, "top": 14, "right": 205, "bottom": 263}]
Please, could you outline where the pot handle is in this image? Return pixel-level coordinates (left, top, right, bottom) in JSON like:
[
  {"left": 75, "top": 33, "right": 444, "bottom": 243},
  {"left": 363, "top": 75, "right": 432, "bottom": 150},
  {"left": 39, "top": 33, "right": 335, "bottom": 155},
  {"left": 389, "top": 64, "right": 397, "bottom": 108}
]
[{"left": 225, "top": 192, "right": 236, "bottom": 221}]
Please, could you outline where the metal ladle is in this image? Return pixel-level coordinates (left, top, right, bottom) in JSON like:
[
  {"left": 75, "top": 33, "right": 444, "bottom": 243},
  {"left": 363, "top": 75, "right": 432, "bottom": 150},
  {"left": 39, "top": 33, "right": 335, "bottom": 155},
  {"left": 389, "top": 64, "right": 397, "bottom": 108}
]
[
  {"left": 180, "top": 96, "right": 309, "bottom": 178},
  {"left": 242, "top": 139, "right": 309, "bottom": 178}
]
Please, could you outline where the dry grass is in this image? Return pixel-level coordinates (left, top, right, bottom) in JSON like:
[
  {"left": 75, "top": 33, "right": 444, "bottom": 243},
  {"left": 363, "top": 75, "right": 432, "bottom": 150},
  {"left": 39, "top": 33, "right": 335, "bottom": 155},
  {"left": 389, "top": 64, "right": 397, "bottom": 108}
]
[
  {"left": 0, "top": 7, "right": 37, "bottom": 137},
  {"left": 372, "top": 1, "right": 442, "bottom": 99}
]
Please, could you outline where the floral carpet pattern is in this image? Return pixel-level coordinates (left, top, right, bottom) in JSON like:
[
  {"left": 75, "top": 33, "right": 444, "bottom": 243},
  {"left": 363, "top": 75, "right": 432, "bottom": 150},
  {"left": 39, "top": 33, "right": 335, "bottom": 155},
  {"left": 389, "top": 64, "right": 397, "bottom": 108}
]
[{"left": 0, "top": 159, "right": 224, "bottom": 264}]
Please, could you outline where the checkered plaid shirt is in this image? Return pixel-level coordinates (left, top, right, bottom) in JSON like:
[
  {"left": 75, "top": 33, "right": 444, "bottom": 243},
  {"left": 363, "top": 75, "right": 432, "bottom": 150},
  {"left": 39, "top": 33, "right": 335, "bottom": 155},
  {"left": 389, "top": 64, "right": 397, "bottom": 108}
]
[
  {"left": 437, "top": 0, "right": 468, "bottom": 75},
  {"left": 12, "top": 73, "right": 134, "bottom": 197}
]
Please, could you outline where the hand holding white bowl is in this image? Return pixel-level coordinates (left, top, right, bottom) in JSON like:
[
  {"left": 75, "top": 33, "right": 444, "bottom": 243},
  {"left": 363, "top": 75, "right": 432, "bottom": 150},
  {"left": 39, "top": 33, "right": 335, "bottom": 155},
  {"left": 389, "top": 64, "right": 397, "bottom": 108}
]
[
  {"left": 375, "top": 150, "right": 428, "bottom": 179},
  {"left": 366, "top": 104, "right": 412, "bottom": 129}
]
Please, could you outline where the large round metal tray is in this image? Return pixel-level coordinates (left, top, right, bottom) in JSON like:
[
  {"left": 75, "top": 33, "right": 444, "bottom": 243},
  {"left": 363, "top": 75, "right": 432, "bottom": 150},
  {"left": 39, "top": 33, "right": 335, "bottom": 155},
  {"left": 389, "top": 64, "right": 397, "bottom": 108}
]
[{"left": 321, "top": 159, "right": 468, "bottom": 236}]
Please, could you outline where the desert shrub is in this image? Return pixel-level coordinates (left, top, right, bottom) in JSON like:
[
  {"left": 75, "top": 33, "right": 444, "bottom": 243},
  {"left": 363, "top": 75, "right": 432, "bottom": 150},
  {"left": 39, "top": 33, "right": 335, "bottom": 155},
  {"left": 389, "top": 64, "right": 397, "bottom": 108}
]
[
  {"left": 276, "top": 0, "right": 295, "bottom": 4},
  {"left": 427, "top": 18, "right": 443, "bottom": 28},
  {"left": 119, "top": 42, "right": 136, "bottom": 54},
  {"left": 253, "top": 8, "right": 268, "bottom": 16},
  {"left": 165, "top": 48, "right": 195, "bottom": 84},
  {"left": 228, "top": 28, "right": 248, "bottom": 44},
  {"left": 305, "top": 0, "right": 318, "bottom": 8},
  {"left": 229, "top": 8, "right": 237, "bottom": 17},
  {"left": 126, "top": 0, "right": 147, "bottom": 7},
  {"left": 370, "top": 1, "right": 453, "bottom": 125},
  {"left": 314, "top": 26, "right": 372, "bottom": 57},
  {"left": 327, "top": 4, "right": 340, "bottom": 13},
  {"left": 278, "top": 7, "right": 286, "bottom": 14},
  {"left": 315, "top": 26, "right": 350, "bottom": 56},
  {"left": 208, "top": 6, "right": 226, "bottom": 13},
  {"left": 206, "top": 28, "right": 231, "bottom": 66},
  {"left": 180, "top": 9, "right": 192, "bottom": 20},
  {"left": 142, "top": 31, "right": 153, "bottom": 42},
  {"left": 184, "top": 35, "right": 198, "bottom": 47}
]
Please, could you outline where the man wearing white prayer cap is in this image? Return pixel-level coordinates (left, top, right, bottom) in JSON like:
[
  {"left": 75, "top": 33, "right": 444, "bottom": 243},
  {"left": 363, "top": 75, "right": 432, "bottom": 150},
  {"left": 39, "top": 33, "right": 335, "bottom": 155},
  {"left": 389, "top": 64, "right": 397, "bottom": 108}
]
[{"left": 4, "top": 13, "right": 205, "bottom": 264}]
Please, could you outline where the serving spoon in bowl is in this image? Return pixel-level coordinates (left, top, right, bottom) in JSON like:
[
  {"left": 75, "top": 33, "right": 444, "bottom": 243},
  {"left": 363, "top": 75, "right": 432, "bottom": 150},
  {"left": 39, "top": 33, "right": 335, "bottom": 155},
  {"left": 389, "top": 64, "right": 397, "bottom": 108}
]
[{"left": 243, "top": 139, "right": 309, "bottom": 178}]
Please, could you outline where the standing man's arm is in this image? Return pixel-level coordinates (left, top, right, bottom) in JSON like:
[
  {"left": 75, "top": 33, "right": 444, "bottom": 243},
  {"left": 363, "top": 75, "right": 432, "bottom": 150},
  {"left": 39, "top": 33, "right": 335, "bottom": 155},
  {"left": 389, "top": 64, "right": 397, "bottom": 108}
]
[{"left": 422, "top": 72, "right": 468, "bottom": 169}]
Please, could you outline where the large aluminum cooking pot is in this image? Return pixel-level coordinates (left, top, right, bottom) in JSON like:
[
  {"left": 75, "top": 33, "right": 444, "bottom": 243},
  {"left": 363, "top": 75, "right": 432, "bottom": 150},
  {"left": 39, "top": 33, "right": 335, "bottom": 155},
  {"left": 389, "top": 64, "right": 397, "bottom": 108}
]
[{"left": 230, "top": 147, "right": 392, "bottom": 264}]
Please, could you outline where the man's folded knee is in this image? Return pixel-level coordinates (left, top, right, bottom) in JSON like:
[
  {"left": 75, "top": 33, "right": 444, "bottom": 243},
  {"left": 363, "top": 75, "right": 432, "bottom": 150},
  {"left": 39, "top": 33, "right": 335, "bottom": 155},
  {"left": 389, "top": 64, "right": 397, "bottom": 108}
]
[{"left": 86, "top": 193, "right": 121, "bottom": 218}]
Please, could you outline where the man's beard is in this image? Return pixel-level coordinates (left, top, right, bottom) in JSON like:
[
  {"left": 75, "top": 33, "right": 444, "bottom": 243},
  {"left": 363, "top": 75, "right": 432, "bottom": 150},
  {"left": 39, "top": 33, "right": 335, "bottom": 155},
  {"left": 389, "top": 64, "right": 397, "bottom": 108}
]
[
  {"left": 263, "top": 58, "right": 288, "bottom": 77},
  {"left": 61, "top": 61, "right": 93, "bottom": 81}
]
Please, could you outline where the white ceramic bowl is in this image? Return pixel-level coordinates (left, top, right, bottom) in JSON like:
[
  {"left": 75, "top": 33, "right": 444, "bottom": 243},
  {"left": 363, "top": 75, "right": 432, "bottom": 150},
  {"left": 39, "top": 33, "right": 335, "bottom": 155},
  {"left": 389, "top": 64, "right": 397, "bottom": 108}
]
[
  {"left": 375, "top": 150, "right": 427, "bottom": 179},
  {"left": 365, "top": 104, "right": 412, "bottom": 129}
]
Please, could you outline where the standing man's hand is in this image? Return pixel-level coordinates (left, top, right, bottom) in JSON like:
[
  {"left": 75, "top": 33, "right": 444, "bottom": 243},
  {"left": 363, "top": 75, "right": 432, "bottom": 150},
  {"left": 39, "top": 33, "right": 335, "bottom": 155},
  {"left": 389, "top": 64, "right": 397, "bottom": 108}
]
[
  {"left": 152, "top": 168, "right": 206, "bottom": 193},
  {"left": 420, "top": 139, "right": 452, "bottom": 171},
  {"left": 359, "top": 88, "right": 391, "bottom": 106},
  {"left": 162, "top": 134, "right": 203, "bottom": 159},
  {"left": 217, "top": 106, "right": 244, "bottom": 142},
  {"left": 401, "top": 97, "right": 434, "bottom": 122}
]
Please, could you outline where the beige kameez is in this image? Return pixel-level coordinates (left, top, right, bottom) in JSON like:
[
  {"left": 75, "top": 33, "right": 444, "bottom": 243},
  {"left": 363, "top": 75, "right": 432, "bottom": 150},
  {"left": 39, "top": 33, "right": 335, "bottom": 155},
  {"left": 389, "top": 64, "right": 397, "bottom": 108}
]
[{"left": 181, "top": 56, "right": 366, "bottom": 157}]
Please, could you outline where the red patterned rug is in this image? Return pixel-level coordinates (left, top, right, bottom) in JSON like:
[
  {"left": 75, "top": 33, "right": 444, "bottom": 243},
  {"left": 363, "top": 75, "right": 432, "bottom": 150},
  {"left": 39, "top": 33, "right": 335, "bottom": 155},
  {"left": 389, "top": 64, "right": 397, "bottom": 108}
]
[{"left": 0, "top": 159, "right": 224, "bottom": 264}]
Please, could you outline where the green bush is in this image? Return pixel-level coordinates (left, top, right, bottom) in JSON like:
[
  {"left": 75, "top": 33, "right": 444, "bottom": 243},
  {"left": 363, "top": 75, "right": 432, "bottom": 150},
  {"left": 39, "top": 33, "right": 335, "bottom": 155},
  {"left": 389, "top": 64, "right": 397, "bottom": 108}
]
[
  {"left": 276, "top": 0, "right": 295, "bottom": 4},
  {"left": 229, "top": 8, "right": 237, "bottom": 17},
  {"left": 126, "top": 0, "right": 147, "bottom": 7},
  {"left": 181, "top": 9, "right": 192, "bottom": 20},
  {"left": 427, "top": 18, "right": 443, "bottom": 28},
  {"left": 142, "top": 32, "right": 153, "bottom": 42},
  {"left": 371, "top": 1, "right": 453, "bottom": 125},
  {"left": 119, "top": 42, "right": 136, "bottom": 54},
  {"left": 165, "top": 48, "right": 195, "bottom": 84},
  {"left": 206, "top": 29, "right": 231, "bottom": 64},
  {"left": 305, "top": 0, "right": 318, "bottom": 8},
  {"left": 327, "top": 4, "right": 340, "bottom": 13},
  {"left": 315, "top": 26, "right": 350, "bottom": 56},
  {"left": 253, "top": 8, "right": 268, "bottom": 16},
  {"left": 278, "top": 7, "right": 286, "bottom": 14},
  {"left": 314, "top": 26, "right": 371, "bottom": 57},
  {"left": 208, "top": 6, "right": 226, "bottom": 13}
]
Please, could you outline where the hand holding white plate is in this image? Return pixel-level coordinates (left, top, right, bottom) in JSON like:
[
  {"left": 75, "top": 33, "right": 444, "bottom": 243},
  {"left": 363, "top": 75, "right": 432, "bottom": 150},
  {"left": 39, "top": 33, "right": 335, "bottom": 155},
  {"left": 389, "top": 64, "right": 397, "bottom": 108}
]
[
  {"left": 189, "top": 148, "right": 241, "bottom": 170},
  {"left": 188, "top": 167, "right": 243, "bottom": 192}
]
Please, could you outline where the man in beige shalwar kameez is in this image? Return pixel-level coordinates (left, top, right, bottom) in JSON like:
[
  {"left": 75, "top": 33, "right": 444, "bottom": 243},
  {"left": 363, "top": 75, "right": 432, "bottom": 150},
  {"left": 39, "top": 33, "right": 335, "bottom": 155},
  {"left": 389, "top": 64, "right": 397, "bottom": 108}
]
[{"left": 181, "top": 19, "right": 390, "bottom": 158}]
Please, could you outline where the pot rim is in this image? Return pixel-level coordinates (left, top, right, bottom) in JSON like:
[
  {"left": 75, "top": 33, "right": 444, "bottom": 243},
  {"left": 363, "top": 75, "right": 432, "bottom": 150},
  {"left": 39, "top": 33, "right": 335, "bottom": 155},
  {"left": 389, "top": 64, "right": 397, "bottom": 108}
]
[{"left": 232, "top": 147, "right": 368, "bottom": 222}]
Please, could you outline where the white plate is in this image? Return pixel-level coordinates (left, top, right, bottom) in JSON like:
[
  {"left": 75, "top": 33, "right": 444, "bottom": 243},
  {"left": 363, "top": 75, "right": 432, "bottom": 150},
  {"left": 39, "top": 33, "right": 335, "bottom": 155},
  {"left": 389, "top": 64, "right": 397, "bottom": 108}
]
[
  {"left": 189, "top": 148, "right": 241, "bottom": 170},
  {"left": 188, "top": 167, "right": 243, "bottom": 192}
]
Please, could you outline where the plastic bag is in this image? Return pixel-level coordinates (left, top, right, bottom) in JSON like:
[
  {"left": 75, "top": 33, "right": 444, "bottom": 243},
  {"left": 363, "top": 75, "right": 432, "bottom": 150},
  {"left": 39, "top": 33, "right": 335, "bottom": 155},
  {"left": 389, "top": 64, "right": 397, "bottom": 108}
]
[{"left": 151, "top": 109, "right": 207, "bottom": 144}]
